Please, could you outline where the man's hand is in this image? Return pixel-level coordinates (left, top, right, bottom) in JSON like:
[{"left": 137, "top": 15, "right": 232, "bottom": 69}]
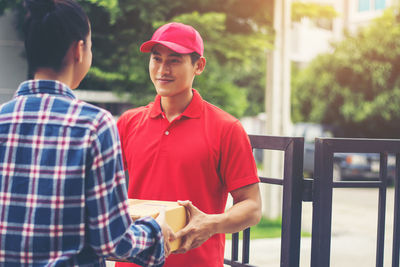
[
  {"left": 173, "top": 200, "right": 217, "bottom": 254},
  {"left": 155, "top": 208, "right": 176, "bottom": 257},
  {"left": 174, "top": 184, "right": 261, "bottom": 255}
]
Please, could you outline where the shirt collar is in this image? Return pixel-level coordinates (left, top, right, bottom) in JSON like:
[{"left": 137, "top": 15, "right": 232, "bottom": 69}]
[
  {"left": 15, "top": 80, "right": 76, "bottom": 100},
  {"left": 150, "top": 89, "right": 203, "bottom": 119}
]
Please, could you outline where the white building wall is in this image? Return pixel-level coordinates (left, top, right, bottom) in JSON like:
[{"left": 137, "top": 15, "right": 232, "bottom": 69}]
[
  {"left": 291, "top": 0, "right": 394, "bottom": 65},
  {"left": 291, "top": 19, "right": 334, "bottom": 64},
  {"left": 345, "top": 0, "right": 393, "bottom": 33}
]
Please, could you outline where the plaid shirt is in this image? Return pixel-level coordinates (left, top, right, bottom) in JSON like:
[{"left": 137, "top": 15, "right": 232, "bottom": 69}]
[{"left": 0, "top": 80, "right": 165, "bottom": 267}]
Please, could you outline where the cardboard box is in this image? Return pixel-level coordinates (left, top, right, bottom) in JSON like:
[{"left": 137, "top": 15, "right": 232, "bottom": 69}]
[
  {"left": 107, "top": 199, "right": 187, "bottom": 262},
  {"left": 128, "top": 199, "right": 187, "bottom": 252}
]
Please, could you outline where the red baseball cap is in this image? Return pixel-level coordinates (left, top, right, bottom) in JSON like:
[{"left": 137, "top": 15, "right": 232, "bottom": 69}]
[{"left": 140, "top": 22, "right": 204, "bottom": 56}]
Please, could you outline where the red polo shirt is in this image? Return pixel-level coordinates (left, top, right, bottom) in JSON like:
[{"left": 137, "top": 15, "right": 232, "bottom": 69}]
[{"left": 116, "top": 89, "right": 259, "bottom": 267}]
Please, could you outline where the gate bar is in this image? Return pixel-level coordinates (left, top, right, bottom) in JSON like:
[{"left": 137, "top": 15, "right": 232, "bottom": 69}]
[
  {"left": 376, "top": 153, "right": 388, "bottom": 267},
  {"left": 392, "top": 154, "right": 400, "bottom": 267},
  {"left": 311, "top": 138, "right": 334, "bottom": 267},
  {"left": 280, "top": 138, "right": 304, "bottom": 267}
]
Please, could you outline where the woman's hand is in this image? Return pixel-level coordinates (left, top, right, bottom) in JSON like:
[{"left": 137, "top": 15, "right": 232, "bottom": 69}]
[{"left": 155, "top": 208, "right": 176, "bottom": 257}]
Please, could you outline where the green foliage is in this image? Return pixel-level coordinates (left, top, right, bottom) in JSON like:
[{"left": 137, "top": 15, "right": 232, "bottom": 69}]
[
  {"left": 0, "top": 0, "right": 339, "bottom": 118},
  {"left": 0, "top": 0, "right": 22, "bottom": 15},
  {"left": 292, "top": 8, "right": 400, "bottom": 138},
  {"left": 80, "top": 2, "right": 274, "bottom": 117},
  {"left": 83, "top": 0, "right": 119, "bottom": 22},
  {"left": 292, "top": 2, "right": 338, "bottom": 22},
  {"left": 69, "top": 0, "right": 275, "bottom": 117},
  {"left": 0, "top": 0, "right": 274, "bottom": 117},
  {"left": 169, "top": 12, "right": 272, "bottom": 117}
]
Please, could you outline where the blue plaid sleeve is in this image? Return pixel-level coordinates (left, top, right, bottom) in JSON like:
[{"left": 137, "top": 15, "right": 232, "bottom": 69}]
[{"left": 84, "top": 111, "right": 165, "bottom": 266}]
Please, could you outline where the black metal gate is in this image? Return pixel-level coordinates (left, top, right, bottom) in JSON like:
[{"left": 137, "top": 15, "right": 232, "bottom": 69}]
[
  {"left": 224, "top": 135, "right": 400, "bottom": 267},
  {"left": 224, "top": 135, "right": 305, "bottom": 267},
  {"left": 311, "top": 138, "right": 400, "bottom": 267}
]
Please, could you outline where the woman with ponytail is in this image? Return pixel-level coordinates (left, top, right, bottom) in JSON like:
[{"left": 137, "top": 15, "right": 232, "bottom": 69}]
[{"left": 0, "top": 0, "right": 172, "bottom": 266}]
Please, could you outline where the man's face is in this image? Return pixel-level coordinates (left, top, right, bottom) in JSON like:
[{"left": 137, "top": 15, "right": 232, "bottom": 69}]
[{"left": 149, "top": 45, "right": 198, "bottom": 98}]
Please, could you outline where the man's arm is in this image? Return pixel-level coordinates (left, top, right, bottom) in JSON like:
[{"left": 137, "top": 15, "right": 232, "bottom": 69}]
[{"left": 174, "top": 183, "right": 261, "bottom": 253}]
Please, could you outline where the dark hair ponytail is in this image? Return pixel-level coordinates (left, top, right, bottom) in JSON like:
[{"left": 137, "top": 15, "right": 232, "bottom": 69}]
[
  {"left": 24, "top": 0, "right": 90, "bottom": 76},
  {"left": 25, "top": 0, "right": 55, "bottom": 20}
]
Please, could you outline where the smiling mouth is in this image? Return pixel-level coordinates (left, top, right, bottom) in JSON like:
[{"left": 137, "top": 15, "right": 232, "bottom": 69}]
[{"left": 157, "top": 78, "right": 174, "bottom": 83}]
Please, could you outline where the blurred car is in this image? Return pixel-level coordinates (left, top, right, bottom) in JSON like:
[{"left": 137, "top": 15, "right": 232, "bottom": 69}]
[
  {"left": 292, "top": 123, "right": 395, "bottom": 182},
  {"left": 333, "top": 152, "right": 395, "bottom": 182}
]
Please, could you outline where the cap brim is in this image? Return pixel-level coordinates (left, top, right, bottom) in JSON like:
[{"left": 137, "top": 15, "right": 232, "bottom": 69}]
[{"left": 140, "top": 40, "right": 195, "bottom": 54}]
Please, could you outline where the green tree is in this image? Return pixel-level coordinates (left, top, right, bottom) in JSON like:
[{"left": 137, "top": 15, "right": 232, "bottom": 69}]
[
  {"left": 170, "top": 12, "right": 272, "bottom": 117},
  {"left": 292, "top": 2, "right": 338, "bottom": 22},
  {"left": 83, "top": 0, "right": 274, "bottom": 117},
  {"left": 292, "top": 8, "right": 400, "bottom": 138},
  {"left": 1, "top": 0, "right": 274, "bottom": 117},
  {"left": 1, "top": 0, "right": 338, "bottom": 118}
]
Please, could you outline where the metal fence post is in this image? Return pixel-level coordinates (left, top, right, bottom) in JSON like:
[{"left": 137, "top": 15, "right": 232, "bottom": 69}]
[
  {"left": 392, "top": 154, "right": 400, "bottom": 267},
  {"left": 280, "top": 139, "right": 304, "bottom": 267},
  {"left": 311, "top": 138, "right": 334, "bottom": 267}
]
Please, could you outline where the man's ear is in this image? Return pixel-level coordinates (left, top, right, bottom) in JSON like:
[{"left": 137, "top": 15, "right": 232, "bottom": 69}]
[
  {"left": 73, "top": 40, "right": 85, "bottom": 63},
  {"left": 194, "top": 57, "right": 206, "bottom": 75}
]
